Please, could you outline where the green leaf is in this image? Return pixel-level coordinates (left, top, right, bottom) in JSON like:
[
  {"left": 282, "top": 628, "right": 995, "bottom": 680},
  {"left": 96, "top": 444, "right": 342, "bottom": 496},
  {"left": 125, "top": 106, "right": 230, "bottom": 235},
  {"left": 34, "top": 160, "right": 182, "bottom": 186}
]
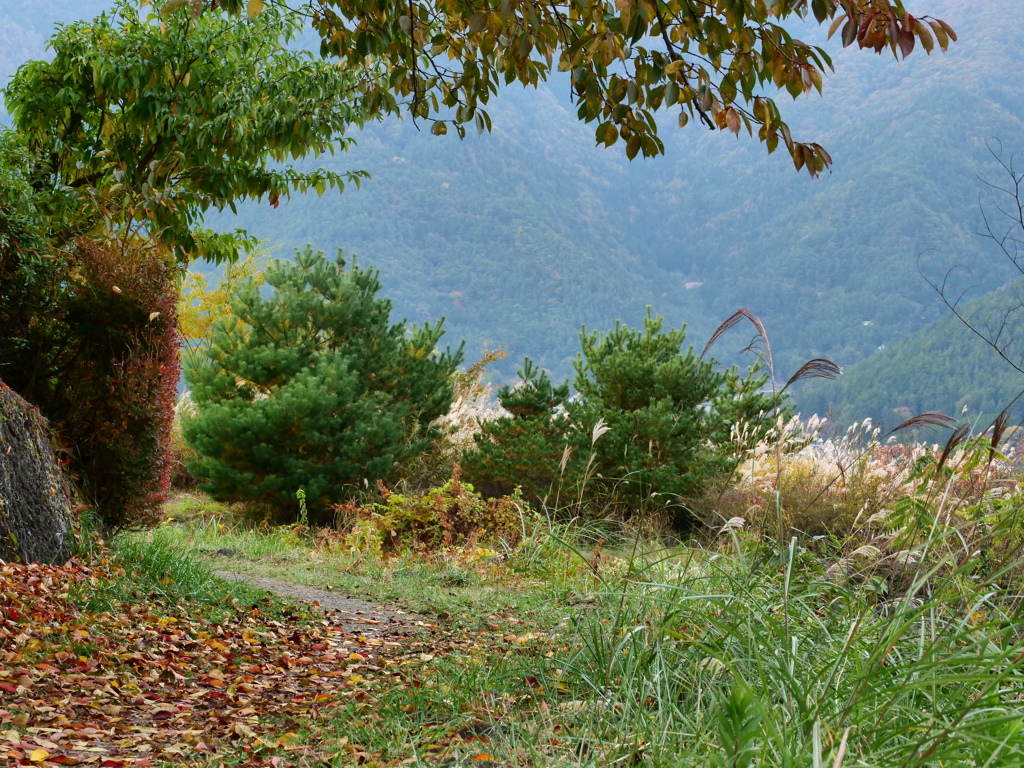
[
  {"left": 603, "top": 122, "right": 618, "bottom": 147},
  {"left": 716, "top": 678, "right": 763, "bottom": 768},
  {"left": 625, "top": 133, "right": 641, "bottom": 160},
  {"left": 811, "top": 0, "right": 829, "bottom": 24},
  {"left": 664, "top": 81, "right": 679, "bottom": 106},
  {"left": 469, "top": 12, "right": 488, "bottom": 35}
]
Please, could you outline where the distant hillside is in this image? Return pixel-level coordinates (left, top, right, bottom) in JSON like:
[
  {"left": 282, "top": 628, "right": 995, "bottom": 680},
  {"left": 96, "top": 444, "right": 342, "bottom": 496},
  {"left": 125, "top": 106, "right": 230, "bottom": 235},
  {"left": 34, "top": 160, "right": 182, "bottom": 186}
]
[
  {"left": 629, "top": 0, "right": 1024, "bottom": 377},
  {"left": 6, "top": 1, "right": 1024, "bottom": 391},
  {"left": 797, "top": 283, "right": 1024, "bottom": 431},
  {"left": 215, "top": 88, "right": 715, "bottom": 377},
  {"left": 213, "top": 0, "right": 1024, "bottom": 380}
]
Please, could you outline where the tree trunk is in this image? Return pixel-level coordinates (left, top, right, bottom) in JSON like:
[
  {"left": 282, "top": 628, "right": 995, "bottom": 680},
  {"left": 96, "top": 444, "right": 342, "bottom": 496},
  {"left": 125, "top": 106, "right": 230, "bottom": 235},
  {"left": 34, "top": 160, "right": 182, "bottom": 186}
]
[{"left": 0, "top": 380, "right": 74, "bottom": 564}]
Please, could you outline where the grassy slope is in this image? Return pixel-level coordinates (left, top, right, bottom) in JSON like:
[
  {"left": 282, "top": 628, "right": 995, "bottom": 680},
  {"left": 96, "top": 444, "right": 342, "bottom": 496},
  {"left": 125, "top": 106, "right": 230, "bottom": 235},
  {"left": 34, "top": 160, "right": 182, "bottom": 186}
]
[
  {"left": 8, "top": 447, "right": 1024, "bottom": 767},
  {"left": 143, "top": 483, "right": 1024, "bottom": 767}
]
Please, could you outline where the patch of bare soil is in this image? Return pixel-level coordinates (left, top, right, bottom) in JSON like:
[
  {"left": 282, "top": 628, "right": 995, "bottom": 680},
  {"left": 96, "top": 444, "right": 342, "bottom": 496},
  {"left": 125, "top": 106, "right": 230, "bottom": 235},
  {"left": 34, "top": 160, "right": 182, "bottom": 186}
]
[{"left": 213, "top": 571, "right": 430, "bottom": 638}]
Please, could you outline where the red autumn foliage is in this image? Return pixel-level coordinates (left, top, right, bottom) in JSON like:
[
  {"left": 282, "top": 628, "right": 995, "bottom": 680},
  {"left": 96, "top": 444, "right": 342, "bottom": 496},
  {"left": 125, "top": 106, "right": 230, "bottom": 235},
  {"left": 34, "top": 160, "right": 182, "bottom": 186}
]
[
  {"left": 1, "top": 240, "right": 180, "bottom": 529},
  {"left": 61, "top": 241, "right": 180, "bottom": 528}
]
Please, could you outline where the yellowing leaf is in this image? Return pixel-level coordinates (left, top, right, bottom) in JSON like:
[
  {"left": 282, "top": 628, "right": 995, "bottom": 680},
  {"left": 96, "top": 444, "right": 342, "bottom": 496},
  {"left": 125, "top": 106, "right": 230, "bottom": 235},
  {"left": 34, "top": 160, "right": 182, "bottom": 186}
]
[
  {"left": 30, "top": 749, "right": 50, "bottom": 763},
  {"left": 161, "top": 0, "right": 188, "bottom": 15},
  {"left": 468, "top": 12, "right": 488, "bottom": 34},
  {"left": 247, "top": 0, "right": 264, "bottom": 18}
]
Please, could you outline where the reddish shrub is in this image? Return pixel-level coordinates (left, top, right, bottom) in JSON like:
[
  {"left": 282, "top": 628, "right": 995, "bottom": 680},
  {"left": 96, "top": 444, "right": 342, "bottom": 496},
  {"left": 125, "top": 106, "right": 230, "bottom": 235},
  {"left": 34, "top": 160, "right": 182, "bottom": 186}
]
[
  {"left": 0, "top": 239, "right": 179, "bottom": 529},
  {"left": 63, "top": 241, "right": 179, "bottom": 528}
]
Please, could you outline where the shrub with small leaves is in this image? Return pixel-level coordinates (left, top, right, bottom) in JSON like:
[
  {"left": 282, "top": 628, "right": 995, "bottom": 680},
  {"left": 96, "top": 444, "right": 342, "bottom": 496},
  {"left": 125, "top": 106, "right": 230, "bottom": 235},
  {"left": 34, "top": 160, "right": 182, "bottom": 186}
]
[
  {"left": 0, "top": 234, "right": 180, "bottom": 530},
  {"left": 337, "top": 470, "right": 526, "bottom": 552}
]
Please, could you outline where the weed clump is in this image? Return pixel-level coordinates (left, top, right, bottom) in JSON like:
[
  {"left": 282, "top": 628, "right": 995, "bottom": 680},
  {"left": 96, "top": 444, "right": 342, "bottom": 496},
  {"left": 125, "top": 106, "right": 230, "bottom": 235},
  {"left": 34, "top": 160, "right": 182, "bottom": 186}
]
[{"left": 334, "top": 469, "right": 526, "bottom": 554}]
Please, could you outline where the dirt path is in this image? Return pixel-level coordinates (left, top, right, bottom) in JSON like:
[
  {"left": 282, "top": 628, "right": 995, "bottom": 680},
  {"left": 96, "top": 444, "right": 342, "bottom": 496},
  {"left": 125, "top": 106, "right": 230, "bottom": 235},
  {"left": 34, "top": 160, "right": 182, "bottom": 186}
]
[{"left": 214, "top": 570, "right": 431, "bottom": 639}]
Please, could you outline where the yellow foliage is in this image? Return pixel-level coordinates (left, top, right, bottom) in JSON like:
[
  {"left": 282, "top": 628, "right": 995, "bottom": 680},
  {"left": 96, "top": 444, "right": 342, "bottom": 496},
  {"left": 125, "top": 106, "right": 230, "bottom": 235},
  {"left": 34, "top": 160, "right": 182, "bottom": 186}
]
[{"left": 177, "top": 249, "right": 269, "bottom": 354}]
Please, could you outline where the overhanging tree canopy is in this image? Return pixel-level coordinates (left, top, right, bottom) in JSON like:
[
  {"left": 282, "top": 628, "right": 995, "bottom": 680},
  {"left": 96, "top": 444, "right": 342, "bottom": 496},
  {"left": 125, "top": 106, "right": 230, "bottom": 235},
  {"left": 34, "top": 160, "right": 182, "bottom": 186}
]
[
  {"left": 242, "top": 0, "right": 954, "bottom": 177},
  {"left": 4, "top": 0, "right": 369, "bottom": 265}
]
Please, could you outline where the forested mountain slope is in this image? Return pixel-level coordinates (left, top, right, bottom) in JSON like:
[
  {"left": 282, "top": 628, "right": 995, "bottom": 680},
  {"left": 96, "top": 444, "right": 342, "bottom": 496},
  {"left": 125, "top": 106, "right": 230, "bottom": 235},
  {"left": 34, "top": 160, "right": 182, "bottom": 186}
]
[
  {"left": 214, "top": 0, "right": 1024, "bottom": 380},
  {"left": 628, "top": 0, "right": 1024, "bottom": 374},
  {"left": 6, "top": 1, "right": 1024, "bottom": 396},
  {"left": 797, "top": 283, "right": 1024, "bottom": 431}
]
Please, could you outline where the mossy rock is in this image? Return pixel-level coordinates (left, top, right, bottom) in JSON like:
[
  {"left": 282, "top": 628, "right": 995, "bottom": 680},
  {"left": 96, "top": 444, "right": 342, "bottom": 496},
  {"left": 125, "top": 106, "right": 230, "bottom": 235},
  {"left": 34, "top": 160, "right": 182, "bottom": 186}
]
[{"left": 0, "top": 380, "right": 74, "bottom": 564}]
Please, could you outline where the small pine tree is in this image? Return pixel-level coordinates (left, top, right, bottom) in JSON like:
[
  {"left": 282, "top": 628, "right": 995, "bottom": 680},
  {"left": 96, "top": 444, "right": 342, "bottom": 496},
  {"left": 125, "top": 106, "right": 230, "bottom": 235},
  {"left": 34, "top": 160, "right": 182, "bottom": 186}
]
[
  {"left": 572, "top": 312, "right": 778, "bottom": 510},
  {"left": 463, "top": 358, "right": 583, "bottom": 504},
  {"left": 184, "top": 247, "right": 463, "bottom": 519},
  {"left": 465, "top": 312, "right": 781, "bottom": 522}
]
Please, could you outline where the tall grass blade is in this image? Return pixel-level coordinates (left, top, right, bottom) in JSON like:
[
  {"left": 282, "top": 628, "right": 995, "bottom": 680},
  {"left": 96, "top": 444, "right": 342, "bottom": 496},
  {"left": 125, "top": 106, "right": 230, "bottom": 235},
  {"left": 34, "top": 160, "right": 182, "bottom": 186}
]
[
  {"left": 937, "top": 422, "right": 971, "bottom": 472},
  {"left": 701, "top": 308, "right": 775, "bottom": 383},
  {"left": 886, "top": 410, "right": 958, "bottom": 436},
  {"left": 783, "top": 358, "right": 842, "bottom": 390},
  {"left": 832, "top": 727, "right": 850, "bottom": 768},
  {"left": 986, "top": 391, "right": 1023, "bottom": 464}
]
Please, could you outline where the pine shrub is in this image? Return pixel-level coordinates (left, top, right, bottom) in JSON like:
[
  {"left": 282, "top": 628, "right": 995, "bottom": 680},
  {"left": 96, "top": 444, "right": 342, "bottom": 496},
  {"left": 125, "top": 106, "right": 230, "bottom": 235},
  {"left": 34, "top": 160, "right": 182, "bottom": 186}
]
[
  {"left": 465, "top": 312, "right": 781, "bottom": 523},
  {"left": 462, "top": 358, "right": 582, "bottom": 504},
  {"left": 183, "top": 247, "right": 463, "bottom": 520}
]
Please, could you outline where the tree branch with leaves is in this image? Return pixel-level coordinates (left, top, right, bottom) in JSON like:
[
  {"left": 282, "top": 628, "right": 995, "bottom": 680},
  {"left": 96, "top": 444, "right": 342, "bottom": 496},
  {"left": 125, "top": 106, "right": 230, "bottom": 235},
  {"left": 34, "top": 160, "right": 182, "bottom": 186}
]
[
  {"left": 4, "top": 0, "right": 372, "bottom": 266},
  {"left": 284, "top": 0, "right": 955, "bottom": 176}
]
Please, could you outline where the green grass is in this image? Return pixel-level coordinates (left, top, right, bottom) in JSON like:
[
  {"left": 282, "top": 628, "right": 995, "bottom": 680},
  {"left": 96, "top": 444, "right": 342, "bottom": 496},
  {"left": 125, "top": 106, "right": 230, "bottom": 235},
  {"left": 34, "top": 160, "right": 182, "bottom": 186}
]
[
  {"left": 555, "top": 535, "right": 1024, "bottom": 767},
  {"left": 156, "top": 509, "right": 600, "bottom": 633},
  {"left": 122, "top": 493, "right": 1024, "bottom": 766},
  {"left": 73, "top": 524, "right": 312, "bottom": 624},
  {"left": 161, "top": 490, "right": 231, "bottom": 523}
]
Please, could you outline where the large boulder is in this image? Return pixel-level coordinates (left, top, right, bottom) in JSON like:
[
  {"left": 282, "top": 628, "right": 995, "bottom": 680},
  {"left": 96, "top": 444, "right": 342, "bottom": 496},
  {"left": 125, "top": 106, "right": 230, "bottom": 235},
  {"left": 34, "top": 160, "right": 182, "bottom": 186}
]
[{"left": 0, "top": 380, "right": 74, "bottom": 564}]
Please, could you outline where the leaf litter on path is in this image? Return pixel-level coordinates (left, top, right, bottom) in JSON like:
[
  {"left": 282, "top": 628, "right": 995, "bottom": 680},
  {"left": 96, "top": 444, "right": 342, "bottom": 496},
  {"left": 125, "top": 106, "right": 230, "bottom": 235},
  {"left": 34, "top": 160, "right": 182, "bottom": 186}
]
[
  {"left": 212, "top": 572, "right": 431, "bottom": 639},
  {"left": 0, "top": 558, "right": 538, "bottom": 767}
]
